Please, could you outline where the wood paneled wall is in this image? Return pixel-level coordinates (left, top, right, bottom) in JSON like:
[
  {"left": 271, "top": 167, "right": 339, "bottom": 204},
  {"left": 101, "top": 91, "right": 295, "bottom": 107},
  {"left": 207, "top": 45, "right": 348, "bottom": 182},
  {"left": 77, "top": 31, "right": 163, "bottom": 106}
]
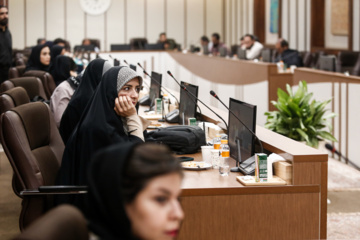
[{"left": 7, "top": 0, "right": 360, "bottom": 52}]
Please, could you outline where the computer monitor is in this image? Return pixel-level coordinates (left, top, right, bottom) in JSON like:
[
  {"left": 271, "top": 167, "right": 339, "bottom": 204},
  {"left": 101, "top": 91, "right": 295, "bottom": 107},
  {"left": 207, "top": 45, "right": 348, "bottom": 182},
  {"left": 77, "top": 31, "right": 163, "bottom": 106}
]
[
  {"left": 149, "top": 71, "right": 162, "bottom": 108},
  {"left": 228, "top": 98, "right": 257, "bottom": 163},
  {"left": 319, "top": 55, "right": 336, "bottom": 72},
  {"left": 110, "top": 44, "right": 131, "bottom": 51},
  {"left": 129, "top": 64, "right": 137, "bottom": 71},
  {"left": 179, "top": 81, "right": 199, "bottom": 125},
  {"left": 237, "top": 48, "right": 247, "bottom": 60},
  {"left": 74, "top": 45, "right": 96, "bottom": 52},
  {"left": 145, "top": 43, "right": 164, "bottom": 50}
]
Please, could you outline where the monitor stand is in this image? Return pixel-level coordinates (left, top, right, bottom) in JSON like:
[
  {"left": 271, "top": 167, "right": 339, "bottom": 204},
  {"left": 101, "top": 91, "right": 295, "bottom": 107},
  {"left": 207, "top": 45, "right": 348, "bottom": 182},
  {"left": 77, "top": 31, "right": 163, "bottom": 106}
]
[{"left": 230, "top": 138, "right": 255, "bottom": 175}]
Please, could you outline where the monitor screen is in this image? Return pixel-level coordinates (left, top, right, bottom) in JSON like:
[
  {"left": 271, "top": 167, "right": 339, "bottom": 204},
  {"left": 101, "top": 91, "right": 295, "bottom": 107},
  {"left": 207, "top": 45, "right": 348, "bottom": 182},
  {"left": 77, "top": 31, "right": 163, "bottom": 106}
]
[
  {"left": 179, "top": 81, "right": 199, "bottom": 125},
  {"left": 149, "top": 71, "right": 162, "bottom": 108},
  {"left": 110, "top": 44, "right": 131, "bottom": 51},
  {"left": 228, "top": 98, "right": 257, "bottom": 163},
  {"left": 319, "top": 55, "right": 336, "bottom": 72}
]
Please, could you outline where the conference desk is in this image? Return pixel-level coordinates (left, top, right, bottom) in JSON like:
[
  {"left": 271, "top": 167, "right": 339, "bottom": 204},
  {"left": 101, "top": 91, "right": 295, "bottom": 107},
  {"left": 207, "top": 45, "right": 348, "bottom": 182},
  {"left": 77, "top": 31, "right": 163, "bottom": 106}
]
[{"left": 142, "top": 107, "right": 327, "bottom": 239}]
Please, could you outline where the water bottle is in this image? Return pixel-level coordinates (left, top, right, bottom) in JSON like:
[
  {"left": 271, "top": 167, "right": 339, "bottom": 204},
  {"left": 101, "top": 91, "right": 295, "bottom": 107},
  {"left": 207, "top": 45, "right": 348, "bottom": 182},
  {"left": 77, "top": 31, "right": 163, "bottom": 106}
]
[
  {"left": 162, "top": 94, "right": 170, "bottom": 115},
  {"left": 219, "top": 139, "right": 230, "bottom": 176},
  {"left": 213, "top": 134, "right": 221, "bottom": 150}
]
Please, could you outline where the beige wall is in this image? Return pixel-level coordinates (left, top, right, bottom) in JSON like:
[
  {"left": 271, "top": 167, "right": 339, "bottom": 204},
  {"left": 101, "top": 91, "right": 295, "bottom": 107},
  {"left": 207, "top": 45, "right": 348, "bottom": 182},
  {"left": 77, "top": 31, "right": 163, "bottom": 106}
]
[{"left": 8, "top": 0, "right": 360, "bottom": 51}]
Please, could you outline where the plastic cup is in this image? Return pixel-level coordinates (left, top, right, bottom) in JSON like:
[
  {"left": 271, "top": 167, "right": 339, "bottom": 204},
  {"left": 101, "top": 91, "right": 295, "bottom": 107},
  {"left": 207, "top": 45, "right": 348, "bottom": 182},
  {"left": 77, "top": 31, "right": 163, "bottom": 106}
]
[{"left": 201, "top": 146, "right": 213, "bottom": 164}]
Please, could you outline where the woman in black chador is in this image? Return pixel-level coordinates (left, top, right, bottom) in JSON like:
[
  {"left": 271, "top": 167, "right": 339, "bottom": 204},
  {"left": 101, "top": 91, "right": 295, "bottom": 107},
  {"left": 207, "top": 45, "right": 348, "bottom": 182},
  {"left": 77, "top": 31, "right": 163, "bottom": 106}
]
[
  {"left": 59, "top": 59, "right": 111, "bottom": 144},
  {"left": 56, "top": 66, "right": 146, "bottom": 207},
  {"left": 25, "top": 44, "right": 51, "bottom": 72}
]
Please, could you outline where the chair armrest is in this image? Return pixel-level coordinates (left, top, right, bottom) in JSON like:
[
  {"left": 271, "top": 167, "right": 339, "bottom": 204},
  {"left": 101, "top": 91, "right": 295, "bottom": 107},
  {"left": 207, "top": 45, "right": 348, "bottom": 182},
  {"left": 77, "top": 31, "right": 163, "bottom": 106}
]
[{"left": 20, "top": 186, "right": 88, "bottom": 196}]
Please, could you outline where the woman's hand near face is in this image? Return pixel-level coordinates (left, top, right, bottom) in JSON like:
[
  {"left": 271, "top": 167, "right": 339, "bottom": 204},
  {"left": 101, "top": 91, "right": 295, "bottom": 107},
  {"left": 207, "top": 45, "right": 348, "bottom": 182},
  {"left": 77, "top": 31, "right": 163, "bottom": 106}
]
[{"left": 114, "top": 96, "right": 137, "bottom": 117}]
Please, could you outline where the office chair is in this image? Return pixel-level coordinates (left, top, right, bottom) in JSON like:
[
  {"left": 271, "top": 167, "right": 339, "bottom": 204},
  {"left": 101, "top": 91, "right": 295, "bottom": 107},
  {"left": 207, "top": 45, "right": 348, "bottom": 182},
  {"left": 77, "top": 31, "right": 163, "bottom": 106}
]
[
  {"left": 336, "top": 51, "right": 360, "bottom": 73},
  {"left": 8, "top": 65, "right": 26, "bottom": 79},
  {"left": 300, "top": 51, "right": 313, "bottom": 68},
  {"left": 130, "top": 38, "right": 148, "bottom": 50},
  {"left": 0, "top": 77, "right": 48, "bottom": 101},
  {"left": 13, "top": 204, "right": 88, "bottom": 240},
  {"left": 0, "top": 102, "right": 86, "bottom": 230},
  {"left": 23, "top": 70, "right": 56, "bottom": 99},
  {"left": 352, "top": 54, "right": 360, "bottom": 76}
]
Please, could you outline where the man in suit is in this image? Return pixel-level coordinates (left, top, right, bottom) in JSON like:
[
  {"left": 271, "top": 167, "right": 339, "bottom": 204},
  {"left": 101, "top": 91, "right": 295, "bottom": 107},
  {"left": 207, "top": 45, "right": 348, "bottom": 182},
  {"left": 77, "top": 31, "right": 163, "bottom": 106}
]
[{"left": 274, "top": 38, "right": 303, "bottom": 67}]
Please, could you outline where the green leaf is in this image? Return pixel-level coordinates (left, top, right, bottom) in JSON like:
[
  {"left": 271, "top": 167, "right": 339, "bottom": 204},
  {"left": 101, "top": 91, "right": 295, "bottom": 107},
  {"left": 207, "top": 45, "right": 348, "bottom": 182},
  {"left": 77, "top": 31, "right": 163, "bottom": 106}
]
[
  {"left": 296, "top": 128, "right": 309, "bottom": 142},
  {"left": 286, "top": 84, "right": 293, "bottom": 97},
  {"left": 318, "top": 131, "right": 337, "bottom": 142}
]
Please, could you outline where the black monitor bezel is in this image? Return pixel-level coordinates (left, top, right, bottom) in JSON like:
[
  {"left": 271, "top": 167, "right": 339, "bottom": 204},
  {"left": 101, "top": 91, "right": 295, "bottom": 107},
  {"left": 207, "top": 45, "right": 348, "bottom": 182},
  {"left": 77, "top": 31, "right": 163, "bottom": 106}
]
[
  {"left": 149, "top": 71, "right": 162, "bottom": 107},
  {"left": 228, "top": 98, "right": 257, "bottom": 163},
  {"left": 179, "top": 81, "right": 199, "bottom": 125}
]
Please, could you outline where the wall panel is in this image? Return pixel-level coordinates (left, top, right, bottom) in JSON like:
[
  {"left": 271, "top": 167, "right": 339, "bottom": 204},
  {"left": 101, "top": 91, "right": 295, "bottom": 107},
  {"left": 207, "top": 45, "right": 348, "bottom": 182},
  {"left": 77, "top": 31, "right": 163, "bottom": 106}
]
[
  {"left": 206, "top": 0, "right": 222, "bottom": 39},
  {"left": 46, "top": 0, "right": 64, "bottom": 41},
  {"left": 106, "top": 0, "right": 125, "bottom": 49},
  {"left": 65, "top": 0, "right": 84, "bottom": 50},
  {"left": 186, "top": 0, "right": 204, "bottom": 47},
  {"left": 126, "top": 0, "right": 145, "bottom": 42},
  {"left": 325, "top": 0, "right": 348, "bottom": 49},
  {"left": 146, "top": 0, "right": 165, "bottom": 43},
  {"left": 353, "top": 0, "right": 360, "bottom": 51},
  {"left": 26, "top": 0, "right": 45, "bottom": 47},
  {"left": 166, "top": 0, "right": 185, "bottom": 48},
  {"left": 8, "top": 0, "right": 25, "bottom": 49},
  {"left": 265, "top": 0, "right": 278, "bottom": 45},
  {"left": 86, "top": 14, "right": 105, "bottom": 50},
  {"left": 297, "top": 0, "right": 306, "bottom": 51},
  {"left": 288, "top": 0, "right": 297, "bottom": 49},
  {"left": 281, "top": 0, "right": 288, "bottom": 41}
]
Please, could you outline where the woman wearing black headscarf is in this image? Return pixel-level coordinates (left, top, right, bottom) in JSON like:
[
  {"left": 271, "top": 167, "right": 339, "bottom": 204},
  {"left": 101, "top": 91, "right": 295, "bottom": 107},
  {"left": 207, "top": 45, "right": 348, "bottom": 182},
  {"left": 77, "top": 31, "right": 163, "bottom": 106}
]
[
  {"left": 25, "top": 44, "right": 51, "bottom": 72},
  {"left": 50, "top": 55, "right": 77, "bottom": 86},
  {"left": 56, "top": 66, "right": 148, "bottom": 207},
  {"left": 59, "top": 59, "right": 111, "bottom": 144},
  {"left": 87, "top": 142, "right": 184, "bottom": 240},
  {"left": 48, "top": 45, "right": 65, "bottom": 74}
]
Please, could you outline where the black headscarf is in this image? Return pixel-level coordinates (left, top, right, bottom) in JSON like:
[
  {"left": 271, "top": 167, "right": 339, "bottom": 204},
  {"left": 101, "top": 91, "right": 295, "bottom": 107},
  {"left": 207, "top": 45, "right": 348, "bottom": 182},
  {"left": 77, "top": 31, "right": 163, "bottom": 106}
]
[
  {"left": 59, "top": 59, "right": 109, "bottom": 144},
  {"left": 50, "top": 55, "right": 77, "bottom": 86},
  {"left": 25, "top": 44, "right": 50, "bottom": 72},
  {"left": 86, "top": 142, "right": 139, "bottom": 240},
  {"left": 48, "top": 45, "right": 65, "bottom": 73},
  {"left": 56, "top": 66, "right": 144, "bottom": 208}
]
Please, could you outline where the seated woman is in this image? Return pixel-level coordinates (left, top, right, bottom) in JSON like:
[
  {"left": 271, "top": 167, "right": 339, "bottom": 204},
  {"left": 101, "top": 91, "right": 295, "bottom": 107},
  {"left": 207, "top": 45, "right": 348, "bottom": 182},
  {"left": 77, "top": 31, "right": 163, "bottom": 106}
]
[
  {"left": 50, "top": 55, "right": 77, "bottom": 86},
  {"left": 25, "top": 44, "right": 51, "bottom": 72},
  {"left": 49, "top": 56, "right": 82, "bottom": 127},
  {"left": 59, "top": 59, "right": 111, "bottom": 144},
  {"left": 87, "top": 142, "right": 184, "bottom": 240},
  {"left": 56, "top": 66, "right": 148, "bottom": 207}
]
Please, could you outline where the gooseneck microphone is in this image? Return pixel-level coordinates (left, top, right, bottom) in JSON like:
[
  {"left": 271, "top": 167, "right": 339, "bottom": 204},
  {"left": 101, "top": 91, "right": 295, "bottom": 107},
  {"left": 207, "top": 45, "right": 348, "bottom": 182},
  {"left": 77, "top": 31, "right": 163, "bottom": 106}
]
[
  {"left": 137, "top": 63, "right": 180, "bottom": 106},
  {"left": 210, "top": 90, "right": 264, "bottom": 154},
  {"left": 167, "top": 71, "right": 228, "bottom": 131},
  {"left": 325, "top": 143, "right": 360, "bottom": 171}
]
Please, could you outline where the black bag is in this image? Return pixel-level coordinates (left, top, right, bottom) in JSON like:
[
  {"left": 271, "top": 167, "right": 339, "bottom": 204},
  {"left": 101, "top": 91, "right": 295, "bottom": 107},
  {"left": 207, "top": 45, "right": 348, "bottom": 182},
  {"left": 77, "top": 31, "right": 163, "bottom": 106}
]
[{"left": 145, "top": 125, "right": 206, "bottom": 154}]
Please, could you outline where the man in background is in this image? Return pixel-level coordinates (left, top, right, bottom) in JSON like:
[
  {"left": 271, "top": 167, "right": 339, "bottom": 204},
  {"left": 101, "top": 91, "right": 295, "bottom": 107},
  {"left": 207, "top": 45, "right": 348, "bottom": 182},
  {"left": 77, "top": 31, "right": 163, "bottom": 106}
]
[
  {"left": 273, "top": 38, "right": 303, "bottom": 67},
  {"left": 242, "top": 34, "right": 263, "bottom": 60},
  {"left": 0, "top": 5, "right": 11, "bottom": 83},
  {"left": 209, "top": 33, "right": 228, "bottom": 56}
]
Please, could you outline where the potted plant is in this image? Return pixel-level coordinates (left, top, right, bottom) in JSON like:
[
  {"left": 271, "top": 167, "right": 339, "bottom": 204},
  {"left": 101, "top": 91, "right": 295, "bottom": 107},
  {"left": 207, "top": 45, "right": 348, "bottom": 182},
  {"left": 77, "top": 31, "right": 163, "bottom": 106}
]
[{"left": 264, "top": 80, "right": 337, "bottom": 148}]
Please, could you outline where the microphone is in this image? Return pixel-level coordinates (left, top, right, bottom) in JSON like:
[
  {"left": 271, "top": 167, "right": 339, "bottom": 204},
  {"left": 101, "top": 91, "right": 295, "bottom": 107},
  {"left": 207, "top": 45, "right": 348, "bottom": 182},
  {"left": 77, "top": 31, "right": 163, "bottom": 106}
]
[
  {"left": 137, "top": 63, "right": 180, "bottom": 106},
  {"left": 210, "top": 90, "right": 263, "bottom": 153},
  {"left": 325, "top": 143, "right": 360, "bottom": 171},
  {"left": 109, "top": 55, "right": 120, "bottom": 66},
  {"left": 123, "top": 59, "right": 129, "bottom": 65},
  {"left": 167, "top": 71, "right": 228, "bottom": 131}
]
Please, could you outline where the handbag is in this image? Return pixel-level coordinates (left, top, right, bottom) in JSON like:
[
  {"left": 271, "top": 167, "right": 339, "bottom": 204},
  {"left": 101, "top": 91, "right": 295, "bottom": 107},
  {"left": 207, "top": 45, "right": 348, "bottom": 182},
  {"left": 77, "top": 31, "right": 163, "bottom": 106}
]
[{"left": 145, "top": 125, "right": 206, "bottom": 154}]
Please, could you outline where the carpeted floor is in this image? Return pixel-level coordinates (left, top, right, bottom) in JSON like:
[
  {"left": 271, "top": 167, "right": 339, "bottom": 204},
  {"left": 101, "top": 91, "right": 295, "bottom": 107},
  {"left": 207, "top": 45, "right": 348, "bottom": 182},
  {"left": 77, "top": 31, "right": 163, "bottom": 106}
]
[{"left": 0, "top": 150, "right": 359, "bottom": 239}]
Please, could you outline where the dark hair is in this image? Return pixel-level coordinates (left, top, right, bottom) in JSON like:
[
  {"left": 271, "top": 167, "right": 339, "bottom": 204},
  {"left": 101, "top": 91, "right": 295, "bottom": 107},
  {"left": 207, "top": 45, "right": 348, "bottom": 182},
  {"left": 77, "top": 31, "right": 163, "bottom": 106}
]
[
  {"left": 212, "top": 33, "right": 220, "bottom": 40},
  {"left": 122, "top": 143, "right": 183, "bottom": 204},
  {"left": 53, "top": 38, "right": 66, "bottom": 45},
  {"left": 240, "top": 36, "right": 244, "bottom": 41},
  {"left": 159, "top": 32, "right": 166, "bottom": 37},
  {"left": 244, "top": 34, "right": 254, "bottom": 40},
  {"left": 0, "top": 5, "right": 7, "bottom": 9},
  {"left": 37, "top": 38, "right": 46, "bottom": 45},
  {"left": 280, "top": 39, "right": 289, "bottom": 48},
  {"left": 201, "top": 36, "right": 209, "bottom": 42}
]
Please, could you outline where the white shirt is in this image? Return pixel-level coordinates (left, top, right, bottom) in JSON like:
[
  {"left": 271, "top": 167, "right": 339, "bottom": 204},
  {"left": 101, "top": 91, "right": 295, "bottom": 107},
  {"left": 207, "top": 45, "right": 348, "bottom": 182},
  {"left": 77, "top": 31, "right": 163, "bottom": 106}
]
[{"left": 246, "top": 41, "right": 264, "bottom": 60}]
